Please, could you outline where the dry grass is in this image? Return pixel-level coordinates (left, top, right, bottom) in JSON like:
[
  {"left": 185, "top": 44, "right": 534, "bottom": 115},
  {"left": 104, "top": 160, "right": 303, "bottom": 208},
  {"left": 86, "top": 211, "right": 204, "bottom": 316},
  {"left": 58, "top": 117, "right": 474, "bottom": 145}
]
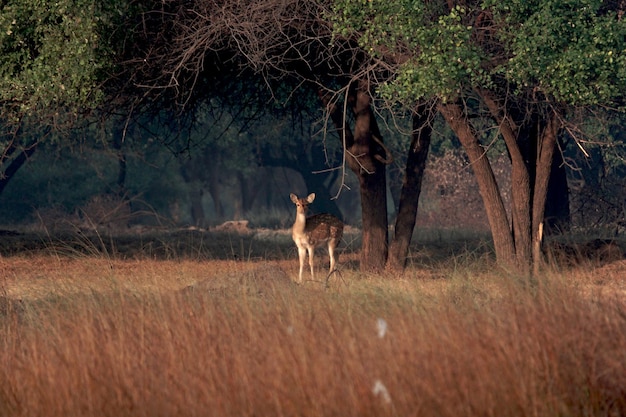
[{"left": 1, "top": 252, "right": 626, "bottom": 417}]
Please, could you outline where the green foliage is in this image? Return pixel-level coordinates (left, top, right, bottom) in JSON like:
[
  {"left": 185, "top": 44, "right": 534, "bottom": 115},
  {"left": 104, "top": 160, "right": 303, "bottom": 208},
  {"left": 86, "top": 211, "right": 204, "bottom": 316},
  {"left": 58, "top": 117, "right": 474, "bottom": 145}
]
[
  {"left": 490, "top": 0, "right": 626, "bottom": 105},
  {"left": 330, "top": 0, "right": 626, "bottom": 107},
  {"left": 331, "top": 1, "right": 490, "bottom": 102},
  {"left": 0, "top": 0, "right": 122, "bottom": 123}
]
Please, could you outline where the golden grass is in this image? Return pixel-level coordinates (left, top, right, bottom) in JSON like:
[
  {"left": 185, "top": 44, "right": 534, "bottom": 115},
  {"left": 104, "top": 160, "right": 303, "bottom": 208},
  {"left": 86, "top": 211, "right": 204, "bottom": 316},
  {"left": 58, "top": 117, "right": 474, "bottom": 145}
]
[{"left": 1, "top": 255, "right": 626, "bottom": 417}]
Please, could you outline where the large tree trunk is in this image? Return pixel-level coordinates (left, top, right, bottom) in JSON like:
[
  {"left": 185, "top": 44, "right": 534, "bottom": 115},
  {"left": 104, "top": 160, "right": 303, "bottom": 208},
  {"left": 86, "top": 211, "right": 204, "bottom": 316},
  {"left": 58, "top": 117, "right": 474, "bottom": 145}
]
[
  {"left": 481, "top": 90, "right": 562, "bottom": 275},
  {"left": 438, "top": 102, "right": 517, "bottom": 270},
  {"left": 350, "top": 83, "right": 389, "bottom": 271},
  {"left": 441, "top": 95, "right": 563, "bottom": 276},
  {"left": 387, "top": 104, "right": 432, "bottom": 271},
  {"left": 480, "top": 90, "right": 534, "bottom": 274},
  {"left": 531, "top": 111, "right": 559, "bottom": 275},
  {"left": 320, "top": 81, "right": 390, "bottom": 272},
  {"left": 358, "top": 162, "right": 388, "bottom": 271}
]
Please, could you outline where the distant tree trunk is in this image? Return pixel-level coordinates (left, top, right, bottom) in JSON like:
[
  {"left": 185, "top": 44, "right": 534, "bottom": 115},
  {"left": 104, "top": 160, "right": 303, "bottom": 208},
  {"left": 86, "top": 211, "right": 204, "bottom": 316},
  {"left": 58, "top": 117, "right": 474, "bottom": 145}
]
[
  {"left": 299, "top": 167, "right": 343, "bottom": 219},
  {"left": 544, "top": 139, "right": 571, "bottom": 234},
  {"left": 0, "top": 145, "right": 36, "bottom": 196},
  {"left": 205, "top": 160, "right": 224, "bottom": 220},
  {"left": 238, "top": 171, "right": 260, "bottom": 216},
  {"left": 320, "top": 81, "right": 390, "bottom": 272},
  {"left": 117, "top": 151, "right": 127, "bottom": 193},
  {"left": 387, "top": 104, "right": 433, "bottom": 271},
  {"left": 259, "top": 159, "right": 343, "bottom": 219},
  {"left": 257, "top": 142, "right": 343, "bottom": 219},
  {"left": 180, "top": 158, "right": 207, "bottom": 227},
  {"left": 189, "top": 188, "right": 205, "bottom": 227},
  {"left": 111, "top": 123, "right": 127, "bottom": 198},
  {"left": 0, "top": 123, "right": 41, "bottom": 197}
]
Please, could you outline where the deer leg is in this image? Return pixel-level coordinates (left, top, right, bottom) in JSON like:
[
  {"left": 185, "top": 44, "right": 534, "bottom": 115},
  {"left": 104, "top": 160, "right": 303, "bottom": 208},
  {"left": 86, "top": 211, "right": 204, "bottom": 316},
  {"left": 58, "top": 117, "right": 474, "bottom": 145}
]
[
  {"left": 298, "top": 247, "right": 307, "bottom": 283},
  {"left": 328, "top": 241, "right": 337, "bottom": 275},
  {"left": 307, "top": 247, "right": 315, "bottom": 280}
]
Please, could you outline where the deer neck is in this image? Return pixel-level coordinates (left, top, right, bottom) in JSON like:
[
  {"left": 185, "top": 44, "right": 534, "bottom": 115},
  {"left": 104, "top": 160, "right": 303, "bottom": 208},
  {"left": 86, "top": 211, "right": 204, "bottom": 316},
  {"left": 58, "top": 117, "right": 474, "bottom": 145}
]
[{"left": 292, "top": 210, "right": 307, "bottom": 235}]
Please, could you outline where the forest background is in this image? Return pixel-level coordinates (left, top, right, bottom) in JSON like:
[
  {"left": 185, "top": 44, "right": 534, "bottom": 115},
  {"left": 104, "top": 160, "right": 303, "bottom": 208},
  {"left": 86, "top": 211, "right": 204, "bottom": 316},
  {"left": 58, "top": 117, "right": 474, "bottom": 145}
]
[
  {"left": 0, "top": 0, "right": 625, "bottom": 273},
  {"left": 3, "top": 3, "right": 626, "bottom": 415}
]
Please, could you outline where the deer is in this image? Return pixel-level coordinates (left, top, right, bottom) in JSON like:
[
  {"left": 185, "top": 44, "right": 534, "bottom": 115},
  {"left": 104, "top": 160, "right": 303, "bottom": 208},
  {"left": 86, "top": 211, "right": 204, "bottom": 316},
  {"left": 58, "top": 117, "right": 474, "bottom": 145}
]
[{"left": 290, "top": 193, "right": 344, "bottom": 283}]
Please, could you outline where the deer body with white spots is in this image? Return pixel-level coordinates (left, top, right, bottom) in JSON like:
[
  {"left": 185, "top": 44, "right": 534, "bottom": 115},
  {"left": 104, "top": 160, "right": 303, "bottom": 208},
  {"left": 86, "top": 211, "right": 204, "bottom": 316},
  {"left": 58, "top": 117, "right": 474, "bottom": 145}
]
[{"left": 290, "top": 193, "right": 344, "bottom": 283}]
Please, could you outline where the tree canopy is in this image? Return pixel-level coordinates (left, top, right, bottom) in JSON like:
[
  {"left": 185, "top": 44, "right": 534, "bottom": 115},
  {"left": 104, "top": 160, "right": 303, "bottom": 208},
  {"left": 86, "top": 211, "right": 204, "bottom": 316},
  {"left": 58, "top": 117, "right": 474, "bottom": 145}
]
[
  {"left": 0, "top": 0, "right": 120, "bottom": 124},
  {"left": 330, "top": 0, "right": 626, "bottom": 273},
  {"left": 0, "top": 0, "right": 126, "bottom": 199},
  {"left": 2, "top": 0, "right": 626, "bottom": 275},
  {"left": 331, "top": 0, "right": 626, "bottom": 107}
]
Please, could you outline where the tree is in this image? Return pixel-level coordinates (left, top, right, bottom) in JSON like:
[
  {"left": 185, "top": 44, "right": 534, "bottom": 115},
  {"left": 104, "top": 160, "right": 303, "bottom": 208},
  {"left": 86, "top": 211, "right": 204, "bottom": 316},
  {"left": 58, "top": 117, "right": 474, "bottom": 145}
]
[
  {"left": 330, "top": 0, "right": 626, "bottom": 274},
  {"left": 319, "top": 82, "right": 392, "bottom": 271},
  {"left": 387, "top": 102, "right": 434, "bottom": 271},
  {"left": 0, "top": 0, "right": 121, "bottom": 198},
  {"left": 118, "top": 0, "right": 403, "bottom": 271}
]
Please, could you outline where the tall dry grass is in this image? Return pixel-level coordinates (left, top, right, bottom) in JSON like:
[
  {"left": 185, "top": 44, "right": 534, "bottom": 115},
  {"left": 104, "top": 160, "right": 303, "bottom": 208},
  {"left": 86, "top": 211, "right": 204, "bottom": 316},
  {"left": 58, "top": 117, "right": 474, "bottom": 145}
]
[{"left": 1, "top": 257, "right": 626, "bottom": 417}]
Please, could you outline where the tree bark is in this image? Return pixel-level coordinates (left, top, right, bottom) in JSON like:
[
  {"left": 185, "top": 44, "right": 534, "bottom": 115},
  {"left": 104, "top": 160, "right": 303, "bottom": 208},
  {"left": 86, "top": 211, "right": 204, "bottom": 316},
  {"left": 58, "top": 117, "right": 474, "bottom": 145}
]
[
  {"left": 440, "top": 95, "right": 563, "bottom": 276},
  {"left": 438, "top": 102, "right": 517, "bottom": 270},
  {"left": 387, "top": 104, "right": 432, "bottom": 271},
  {"left": 319, "top": 82, "right": 389, "bottom": 272},
  {"left": 480, "top": 90, "right": 533, "bottom": 273},
  {"left": 350, "top": 82, "right": 389, "bottom": 272},
  {"left": 531, "top": 111, "right": 559, "bottom": 274}
]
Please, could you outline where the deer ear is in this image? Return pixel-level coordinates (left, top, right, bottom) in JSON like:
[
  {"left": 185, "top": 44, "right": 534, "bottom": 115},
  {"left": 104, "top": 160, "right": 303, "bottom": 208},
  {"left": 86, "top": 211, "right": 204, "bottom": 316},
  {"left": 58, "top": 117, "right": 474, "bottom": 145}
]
[
  {"left": 290, "top": 193, "right": 298, "bottom": 203},
  {"left": 307, "top": 193, "right": 316, "bottom": 203}
]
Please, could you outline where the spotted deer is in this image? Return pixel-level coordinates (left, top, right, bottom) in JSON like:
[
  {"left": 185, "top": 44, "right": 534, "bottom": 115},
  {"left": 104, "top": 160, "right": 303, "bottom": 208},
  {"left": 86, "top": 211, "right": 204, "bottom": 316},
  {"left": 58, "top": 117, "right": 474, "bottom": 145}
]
[{"left": 290, "top": 193, "right": 344, "bottom": 283}]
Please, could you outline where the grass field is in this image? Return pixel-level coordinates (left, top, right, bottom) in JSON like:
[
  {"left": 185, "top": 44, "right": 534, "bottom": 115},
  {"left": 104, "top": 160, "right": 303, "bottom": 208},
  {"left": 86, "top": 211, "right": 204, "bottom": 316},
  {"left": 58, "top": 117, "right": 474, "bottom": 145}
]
[{"left": 1, "top": 229, "right": 626, "bottom": 416}]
